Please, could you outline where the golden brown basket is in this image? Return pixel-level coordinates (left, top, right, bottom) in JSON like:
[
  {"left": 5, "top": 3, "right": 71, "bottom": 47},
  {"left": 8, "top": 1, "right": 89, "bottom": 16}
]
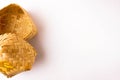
[
  {"left": 0, "top": 33, "right": 37, "bottom": 77},
  {"left": 0, "top": 4, "right": 37, "bottom": 40}
]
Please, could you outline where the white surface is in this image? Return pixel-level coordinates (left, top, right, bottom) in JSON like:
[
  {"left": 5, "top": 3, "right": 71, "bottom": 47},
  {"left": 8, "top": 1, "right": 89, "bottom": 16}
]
[{"left": 0, "top": 0, "right": 120, "bottom": 80}]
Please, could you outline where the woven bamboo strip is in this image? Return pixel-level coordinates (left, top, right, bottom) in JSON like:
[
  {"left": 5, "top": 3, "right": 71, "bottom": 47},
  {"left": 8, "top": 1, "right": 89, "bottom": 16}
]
[
  {"left": 0, "top": 33, "right": 37, "bottom": 77},
  {"left": 0, "top": 4, "right": 37, "bottom": 40}
]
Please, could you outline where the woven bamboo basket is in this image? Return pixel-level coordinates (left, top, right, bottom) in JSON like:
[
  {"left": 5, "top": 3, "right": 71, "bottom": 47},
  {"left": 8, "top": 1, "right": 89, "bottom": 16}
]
[
  {"left": 0, "top": 33, "right": 37, "bottom": 77},
  {"left": 0, "top": 4, "right": 37, "bottom": 40}
]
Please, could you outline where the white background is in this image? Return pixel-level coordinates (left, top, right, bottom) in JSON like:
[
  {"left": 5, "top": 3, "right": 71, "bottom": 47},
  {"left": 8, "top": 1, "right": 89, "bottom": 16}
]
[{"left": 0, "top": 0, "right": 120, "bottom": 80}]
